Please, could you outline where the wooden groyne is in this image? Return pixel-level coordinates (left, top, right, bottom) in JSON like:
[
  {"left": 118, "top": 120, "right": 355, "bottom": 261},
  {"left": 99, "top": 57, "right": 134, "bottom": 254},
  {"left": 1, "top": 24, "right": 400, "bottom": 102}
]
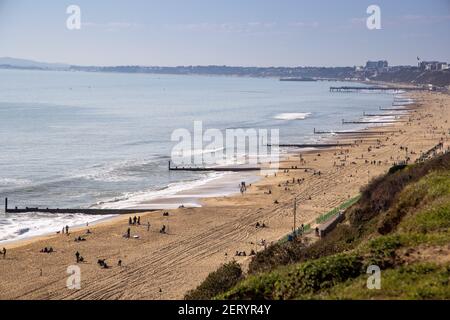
[
  {"left": 169, "top": 161, "right": 262, "bottom": 172},
  {"left": 330, "top": 86, "right": 422, "bottom": 92},
  {"left": 4, "top": 198, "right": 156, "bottom": 215},
  {"left": 313, "top": 128, "right": 398, "bottom": 135},
  {"left": 379, "top": 107, "right": 415, "bottom": 111},
  {"left": 168, "top": 161, "right": 312, "bottom": 172},
  {"left": 342, "top": 119, "right": 407, "bottom": 124},
  {"left": 268, "top": 143, "right": 352, "bottom": 148},
  {"left": 362, "top": 112, "right": 401, "bottom": 117}
]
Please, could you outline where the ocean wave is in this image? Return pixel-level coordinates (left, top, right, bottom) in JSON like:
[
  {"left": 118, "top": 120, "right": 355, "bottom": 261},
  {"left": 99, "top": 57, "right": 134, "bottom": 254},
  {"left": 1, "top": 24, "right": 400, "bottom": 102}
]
[
  {"left": 0, "top": 178, "right": 32, "bottom": 188},
  {"left": 94, "top": 172, "right": 230, "bottom": 209},
  {"left": 73, "top": 157, "right": 163, "bottom": 182},
  {"left": 274, "top": 112, "right": 311, "bottom": 120},
  {"left": 0, "top": 212, "right": 115, "bottom": 243}
]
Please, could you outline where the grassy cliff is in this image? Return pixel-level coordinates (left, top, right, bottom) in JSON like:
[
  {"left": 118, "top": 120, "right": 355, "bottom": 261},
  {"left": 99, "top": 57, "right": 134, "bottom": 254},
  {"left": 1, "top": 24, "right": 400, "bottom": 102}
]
[{"left": 186, "top": 153, "right": 450, "bottom": 300}]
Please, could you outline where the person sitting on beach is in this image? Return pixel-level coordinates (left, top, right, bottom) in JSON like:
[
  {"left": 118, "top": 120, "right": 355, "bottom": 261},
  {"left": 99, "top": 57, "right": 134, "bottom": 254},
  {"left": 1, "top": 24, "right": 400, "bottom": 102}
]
[
  {"left": 48, "top": 247, "right": 53, "bottom": 253},
  {"left": 98, "top": 259, "right": 106, "bottom": 267},
  {"left": 160, "top": 225, "right": 166, "bottom": 234},
  {"left": 256, "top": 222, "right": 261, "bottom": 228},
  {"left": 118, "top": 260, "right": 122, "bottom": 267},
  {"left": 163, "top": 212, "right": 169, "bottom": 217},
  {"left": 86, "top": 229, "right": 92, "bottom": 234}
]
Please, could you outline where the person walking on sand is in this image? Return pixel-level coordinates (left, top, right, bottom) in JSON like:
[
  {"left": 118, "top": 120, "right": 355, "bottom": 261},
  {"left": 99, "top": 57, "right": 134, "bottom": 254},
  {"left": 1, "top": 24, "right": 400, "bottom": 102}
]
[
  {"left": 129, "top": 217, "right": 132, "bottom": 225},
  {"left": 147, "top": 222, "right": 151, "bottom": 232},
  {"left": 75, "top": 251, "right": 80, "bottom": 263},
  {"left": 137, "top": 216, "right": 141, "bottom": 225},
  {"left": 2, "top": 247, "right": 6, "bottom": 259},
  {"left": 127, "top": 227, "right": 131, "bottom": 239},
  {"left": 65, "top": 225, "right": 69, "bottom": 234}
]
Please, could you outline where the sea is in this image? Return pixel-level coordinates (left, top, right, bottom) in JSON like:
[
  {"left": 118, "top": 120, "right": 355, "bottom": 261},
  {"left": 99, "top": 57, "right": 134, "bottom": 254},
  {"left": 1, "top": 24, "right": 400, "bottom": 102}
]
[{"left": 0, "top": 68, "right": 399, "bottom": 242}]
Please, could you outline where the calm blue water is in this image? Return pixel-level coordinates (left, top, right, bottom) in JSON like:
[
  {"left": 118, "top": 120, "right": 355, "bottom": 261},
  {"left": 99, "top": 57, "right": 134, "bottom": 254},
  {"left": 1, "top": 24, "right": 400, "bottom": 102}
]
[{"left": 0, "top": 69, "right": 394, "bottom": 241}]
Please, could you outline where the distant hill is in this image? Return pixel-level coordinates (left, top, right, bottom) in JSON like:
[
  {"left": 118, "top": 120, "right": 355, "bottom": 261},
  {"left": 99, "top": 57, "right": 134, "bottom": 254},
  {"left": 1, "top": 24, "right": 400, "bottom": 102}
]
[
  {"left": 372, "top": 67, "right": 450, "bottom": 87},
  {"left": 0, "top": 57, "right": 70, "bottom": 70}
]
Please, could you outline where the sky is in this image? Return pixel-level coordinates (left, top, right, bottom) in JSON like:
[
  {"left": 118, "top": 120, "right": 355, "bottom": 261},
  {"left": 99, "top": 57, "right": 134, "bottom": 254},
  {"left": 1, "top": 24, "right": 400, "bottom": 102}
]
[{"left": 0, "top": 0, "right": 449, "bottom": 67}]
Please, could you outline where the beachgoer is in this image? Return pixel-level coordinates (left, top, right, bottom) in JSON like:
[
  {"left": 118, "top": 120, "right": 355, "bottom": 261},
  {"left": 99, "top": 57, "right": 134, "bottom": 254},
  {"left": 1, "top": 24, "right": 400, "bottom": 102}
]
[
  {"left": 129, "top": 217, "right": 132, "bottom": 225},
  {"left": 2, "top": 247, "right": 6, "bottom": 258},
  {"left": 127, "top": 228, "right": 131, "bottom": 238},
  {"left": 137, "top": 216, "right": 141, "bottom": 225},
  {"left": 118, "top": 260, "right": 122, "bottom": 267},
  {"left": 133, "top": 216, "right": 137, "bottom": 225},
  {"left": 65, "top": 225, "right": 69, "bottom": 234},
  {"left": 75, "top": 251, "right": 80, "bottom": 263},
  {"left": 147, "top": 222, "right": 151, "bottom": 231}
]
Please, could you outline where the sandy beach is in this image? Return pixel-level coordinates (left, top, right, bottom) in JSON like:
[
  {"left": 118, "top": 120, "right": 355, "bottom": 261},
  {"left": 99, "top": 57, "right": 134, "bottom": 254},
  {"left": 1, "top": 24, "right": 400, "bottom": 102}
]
[{"left": 0, "top": 90, "right": 449, "bottom": 300}]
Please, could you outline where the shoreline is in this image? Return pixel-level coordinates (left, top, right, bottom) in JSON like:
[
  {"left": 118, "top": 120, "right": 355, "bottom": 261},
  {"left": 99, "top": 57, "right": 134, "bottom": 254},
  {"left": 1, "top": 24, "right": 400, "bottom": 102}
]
[
  {"left": 2, "top": 89, "right": 447, "bottom": 300},
  {"left": 0, "top": 91, "right": 408, "bottom": 247}
]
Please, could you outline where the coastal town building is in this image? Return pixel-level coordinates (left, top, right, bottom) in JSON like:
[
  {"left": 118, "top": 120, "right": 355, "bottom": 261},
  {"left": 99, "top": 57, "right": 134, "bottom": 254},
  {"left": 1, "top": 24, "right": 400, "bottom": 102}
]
[{"left": 418, "top": 61, "right": 449, "bottom": 71}]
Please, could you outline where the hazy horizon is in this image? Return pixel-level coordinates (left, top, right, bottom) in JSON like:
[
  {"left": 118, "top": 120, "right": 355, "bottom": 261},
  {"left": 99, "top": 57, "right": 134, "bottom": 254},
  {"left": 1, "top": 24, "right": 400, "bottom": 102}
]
[{"left": 0, "top": 0, "right": 449, "bottom": 67}]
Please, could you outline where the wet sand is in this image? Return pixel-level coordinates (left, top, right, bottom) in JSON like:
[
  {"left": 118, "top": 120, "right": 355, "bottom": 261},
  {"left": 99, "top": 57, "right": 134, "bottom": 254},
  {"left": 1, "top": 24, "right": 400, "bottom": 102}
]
[{"left": 0, "top": 91, "right": 449, "bottom": 300}]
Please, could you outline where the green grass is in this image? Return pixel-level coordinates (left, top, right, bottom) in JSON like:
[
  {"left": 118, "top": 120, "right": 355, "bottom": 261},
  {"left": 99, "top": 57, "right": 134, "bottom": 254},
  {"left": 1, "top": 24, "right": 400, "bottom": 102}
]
[
  {"left": 315, "top": 195, "right": 361, "bottom": 224},
  {"left": 312, "top": 263, "right": 450, "bottom": 300},
  {"left": 187, "top": 154, "right": 450, "bottom": 301},
  {"left": 219, "top": 253, "right": 364, "bottom": 300},
  {"left": 184, "top": 261, "right": 243, "bottom": 300},
  {"left": 279, "top": 224, "right": 312, "bottom": 244}
]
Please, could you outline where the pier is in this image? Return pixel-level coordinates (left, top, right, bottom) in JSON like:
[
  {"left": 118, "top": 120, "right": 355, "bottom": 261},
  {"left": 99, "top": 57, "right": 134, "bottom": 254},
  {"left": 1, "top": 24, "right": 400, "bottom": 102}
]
[
  {"left": 4, "top": 198, "right": 156, "bottom": 215},
  {"left": 330, "top": 86, "right": 422, "bottom": 92}
]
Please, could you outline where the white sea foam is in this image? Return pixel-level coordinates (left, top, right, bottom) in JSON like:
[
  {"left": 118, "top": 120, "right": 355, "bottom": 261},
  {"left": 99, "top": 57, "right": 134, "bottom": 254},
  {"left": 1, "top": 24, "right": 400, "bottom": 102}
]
[
  {"left": 0, "top": 212, "right": 115, "bottom": 243},
  {"left": 274, "top": 112, "right": 311, "bottom": 120},
  {"left": 94, "top": 172, "right": 231, "bottom": 209},
  {"left": 0, "top": 178, "right": 32, "bottom": 188}
]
